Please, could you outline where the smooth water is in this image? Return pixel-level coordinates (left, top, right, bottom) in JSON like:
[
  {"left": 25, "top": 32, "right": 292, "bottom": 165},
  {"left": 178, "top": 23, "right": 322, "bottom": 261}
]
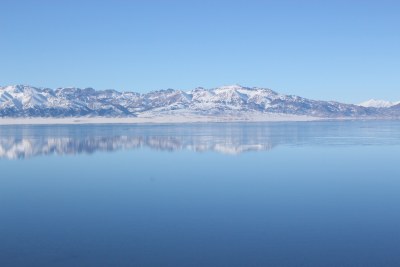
[{"left": 1, "top": 121, "right": 400, "bottom": 267}]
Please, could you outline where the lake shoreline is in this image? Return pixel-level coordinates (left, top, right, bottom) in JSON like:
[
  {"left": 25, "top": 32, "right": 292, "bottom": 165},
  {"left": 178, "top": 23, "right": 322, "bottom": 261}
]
[
  {"left": 0, "top": 115, "right": 397, "bottom": 125},
  {"left": 0, "top": 114, "right": 320, "bottom": 125}
]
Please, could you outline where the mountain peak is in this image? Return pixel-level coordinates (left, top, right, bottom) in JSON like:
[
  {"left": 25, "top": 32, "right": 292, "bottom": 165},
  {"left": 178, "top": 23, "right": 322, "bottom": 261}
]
[
  {"left": 358, "top": 99, "right": 400, "bottom": 108},
  {"left": 216, "top": 84, "right": 245, "bottom": 90},
  {"left": 0, "top": 84, "right": 398, "bottom": 118}
]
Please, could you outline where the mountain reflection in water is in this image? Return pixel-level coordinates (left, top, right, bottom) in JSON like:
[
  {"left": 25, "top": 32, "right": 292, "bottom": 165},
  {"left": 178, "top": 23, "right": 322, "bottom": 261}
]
[{"left": 0, "top": 121, "right": 399, "bottom": 159}]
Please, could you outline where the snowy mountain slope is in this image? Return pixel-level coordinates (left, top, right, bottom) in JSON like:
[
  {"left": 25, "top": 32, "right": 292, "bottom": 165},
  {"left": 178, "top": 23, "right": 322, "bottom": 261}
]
[
  {"left": 0, "top": 84, "right": 396, "bottom": 118},
  {"left": 358, "top": 99, "right": 400, "bottom": 108}
]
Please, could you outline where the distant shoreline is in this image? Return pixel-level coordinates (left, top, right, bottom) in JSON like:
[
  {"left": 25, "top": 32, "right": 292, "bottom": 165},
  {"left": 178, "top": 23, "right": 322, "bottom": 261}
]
[
  {"left": 0, "top": 115, "right": 397, "bottom": 125},
  {"left": 0, "top": 114, "right": 322, "bottom": 125}
]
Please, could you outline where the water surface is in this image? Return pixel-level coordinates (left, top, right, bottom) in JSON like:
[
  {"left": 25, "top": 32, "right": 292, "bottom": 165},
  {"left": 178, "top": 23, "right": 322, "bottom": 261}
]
[{"left": 1, "top": 121, "right": 400, "bottom": 267}]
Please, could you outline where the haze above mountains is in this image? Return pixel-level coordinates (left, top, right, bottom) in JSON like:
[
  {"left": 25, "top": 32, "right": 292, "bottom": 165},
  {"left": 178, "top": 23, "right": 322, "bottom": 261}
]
[{"left": 0, "top": 84, "right": 399, "bottom": 120}]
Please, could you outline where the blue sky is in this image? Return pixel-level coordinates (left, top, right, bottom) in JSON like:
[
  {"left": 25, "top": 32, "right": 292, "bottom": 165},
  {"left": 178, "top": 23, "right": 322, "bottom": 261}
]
[{"left": 1, "top": 0, "right": 399, "bottom": 103}]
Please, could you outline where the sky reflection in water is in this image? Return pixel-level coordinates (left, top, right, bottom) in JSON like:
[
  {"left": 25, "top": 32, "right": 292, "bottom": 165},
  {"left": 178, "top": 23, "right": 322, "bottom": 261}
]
[{"left": 0, "top": 121, "right": 400, "bottom": 267}]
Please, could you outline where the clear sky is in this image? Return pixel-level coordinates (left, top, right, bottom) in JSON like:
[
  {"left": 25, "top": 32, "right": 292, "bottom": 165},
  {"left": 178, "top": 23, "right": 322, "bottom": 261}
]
[{"left": 1, "top": 0, "right": 399, "bottom": 103}]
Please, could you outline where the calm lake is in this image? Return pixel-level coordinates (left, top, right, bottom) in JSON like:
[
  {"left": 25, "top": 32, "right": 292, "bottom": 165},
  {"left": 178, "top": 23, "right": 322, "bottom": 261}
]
[{"left": 1, "top": 121, "right": 400, "bottom": 267}]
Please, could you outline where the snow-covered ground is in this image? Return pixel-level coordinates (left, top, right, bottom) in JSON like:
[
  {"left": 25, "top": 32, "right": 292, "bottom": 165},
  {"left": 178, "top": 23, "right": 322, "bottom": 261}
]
[
  {"left": 0, "top": 112, "right": 319, "bottom": 125},
  {"left": 358, "top": 99, "right": 400, "bottom": 108}
]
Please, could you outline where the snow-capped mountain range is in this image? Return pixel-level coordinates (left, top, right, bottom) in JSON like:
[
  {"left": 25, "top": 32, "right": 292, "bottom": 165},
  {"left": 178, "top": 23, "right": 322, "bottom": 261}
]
[
  {"left": 358, "top": 99, "right": 400, "bottom": 108},
  {"left": 0, "top": 84, "right": 399, "bottom": 118}
]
